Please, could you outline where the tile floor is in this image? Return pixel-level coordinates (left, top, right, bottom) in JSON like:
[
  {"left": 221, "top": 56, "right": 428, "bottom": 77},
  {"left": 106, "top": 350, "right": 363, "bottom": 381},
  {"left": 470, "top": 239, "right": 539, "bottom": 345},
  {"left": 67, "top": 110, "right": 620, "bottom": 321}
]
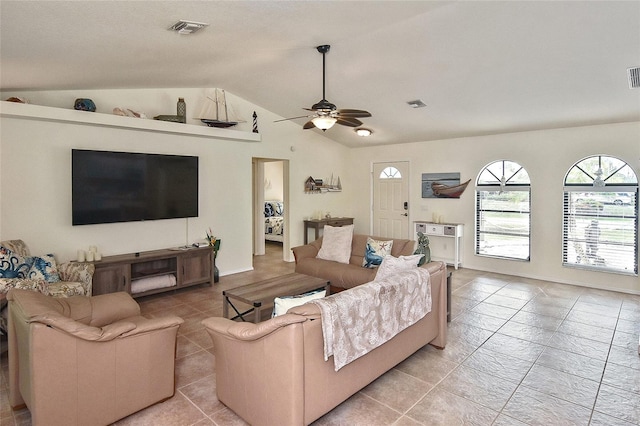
[{"left": 2, "top": 242, "right": 639, "bottom": 425}]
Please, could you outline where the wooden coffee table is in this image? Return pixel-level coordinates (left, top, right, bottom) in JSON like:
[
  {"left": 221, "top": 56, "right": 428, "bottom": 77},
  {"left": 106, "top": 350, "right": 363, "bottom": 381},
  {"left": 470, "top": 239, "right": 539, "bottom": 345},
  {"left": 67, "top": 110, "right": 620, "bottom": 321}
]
[{"left": 222, "top": 273, "right": 329, "bottom": 323}]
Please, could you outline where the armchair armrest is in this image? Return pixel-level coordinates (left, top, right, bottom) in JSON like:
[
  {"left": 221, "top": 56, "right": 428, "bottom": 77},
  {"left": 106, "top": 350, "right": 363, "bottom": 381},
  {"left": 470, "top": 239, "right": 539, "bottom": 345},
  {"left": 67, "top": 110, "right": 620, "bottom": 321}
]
[
  {"left": 30, "top": 313, "right": 137, "bottom": 341},
  {"left": 291, "top": 244, "right": 319, "bottom": 263},
  {"left": 0, "top": 278, "right": 46, "bottom": 295},
  {"left": 121, "top": 315, "right": 184, "bottom": 337},
  {"left": 58, "top": 261, "right": 95, "bottom": 296},
  {"left": 202, "top": 313, "right": 307, "bottom": 341}
]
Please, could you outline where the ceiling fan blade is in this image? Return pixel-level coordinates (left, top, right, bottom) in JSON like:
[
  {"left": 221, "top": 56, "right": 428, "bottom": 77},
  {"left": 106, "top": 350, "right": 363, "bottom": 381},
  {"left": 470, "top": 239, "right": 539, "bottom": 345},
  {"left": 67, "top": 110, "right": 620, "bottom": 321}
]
[
  {"left": 274, "top": 115, "right": 311, "bottom": 123},
  {"left": 303, "top": 120, "right": 316, "bottom": 129},
  {"left": 337, "top": 109, "right": 372, "bottom": 118},
  {"left": 336, "top": 117, "right": 363, "bottom": 127}
]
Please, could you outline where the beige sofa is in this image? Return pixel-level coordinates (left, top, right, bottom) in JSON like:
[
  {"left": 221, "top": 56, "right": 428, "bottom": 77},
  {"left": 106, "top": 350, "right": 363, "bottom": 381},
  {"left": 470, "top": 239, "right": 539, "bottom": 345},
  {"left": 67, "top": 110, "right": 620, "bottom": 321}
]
[
  {"left": 8, "top": 289, "right": 183, "bottom": 426},
  {"left": 202, "top": 260, "right": 447, "bottom": 426},
  {"left": 292, "top": 234, "right": 417, "bottom": 290}
]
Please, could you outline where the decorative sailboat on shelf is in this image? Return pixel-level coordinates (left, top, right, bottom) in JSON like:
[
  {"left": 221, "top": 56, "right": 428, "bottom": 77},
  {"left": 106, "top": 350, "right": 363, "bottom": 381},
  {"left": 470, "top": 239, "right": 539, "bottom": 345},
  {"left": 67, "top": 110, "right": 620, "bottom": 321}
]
[{"left": 195, "top": 88, "right": 245, "bottom": 128}]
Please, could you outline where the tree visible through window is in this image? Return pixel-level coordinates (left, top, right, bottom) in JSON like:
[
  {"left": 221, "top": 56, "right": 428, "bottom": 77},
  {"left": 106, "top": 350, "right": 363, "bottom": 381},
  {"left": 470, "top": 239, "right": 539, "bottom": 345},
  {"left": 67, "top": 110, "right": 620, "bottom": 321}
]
[
  {"left": 563, "top": 155, "right": 638, "bottom": 275},
  {"left": 476, "top": 160, "right": 531, "bottom": 260}
]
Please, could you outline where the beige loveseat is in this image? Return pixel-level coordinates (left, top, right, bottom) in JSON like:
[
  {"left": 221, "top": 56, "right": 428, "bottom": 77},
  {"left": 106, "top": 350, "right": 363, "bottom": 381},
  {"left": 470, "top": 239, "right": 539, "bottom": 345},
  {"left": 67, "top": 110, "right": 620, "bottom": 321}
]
[
  {"left": 8, "top": 289, "right": 183, "bottom": 426},
  {"left": 202, "top": 260, "right": 447, "bottom": 426},
  {"left": 292, "top": 234, "right": 417, "bottom": 290}
]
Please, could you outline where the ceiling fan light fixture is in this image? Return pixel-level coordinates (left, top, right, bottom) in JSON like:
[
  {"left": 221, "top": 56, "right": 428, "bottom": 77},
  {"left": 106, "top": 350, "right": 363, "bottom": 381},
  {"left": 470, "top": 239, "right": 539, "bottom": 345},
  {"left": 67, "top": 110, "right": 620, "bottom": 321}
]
[
  {"left": 355, "top": 128, "right": 372, "bottom": 137},
  {"left": 407, "top": 99, "right": 427, "bottom": 108},
  {"left": 312, "top": 116, "right": 337, "bottom": 130}
]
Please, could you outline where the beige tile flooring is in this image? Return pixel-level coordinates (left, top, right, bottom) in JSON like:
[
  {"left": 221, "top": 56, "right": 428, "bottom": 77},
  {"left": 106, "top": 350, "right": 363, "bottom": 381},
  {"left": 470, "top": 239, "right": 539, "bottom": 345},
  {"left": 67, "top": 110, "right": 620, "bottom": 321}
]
[{"left": 2, "top": 242, "right": 639, "bottom": 425}]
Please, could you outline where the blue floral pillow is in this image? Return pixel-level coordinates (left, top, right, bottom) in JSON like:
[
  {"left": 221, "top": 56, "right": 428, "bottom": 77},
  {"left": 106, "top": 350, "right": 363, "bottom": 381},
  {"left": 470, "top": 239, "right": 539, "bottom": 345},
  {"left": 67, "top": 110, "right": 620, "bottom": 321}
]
[
  {"left": 264, "top": 202, "right": 275, "bottom": 217},
  {"left": 0, "top": 245, "right": 33, "bottom": 278},
  {"left": 362, "top": 238, "right": 394, "bottom": 268},
  {"left": 27, "top": 254, "right": 61, "bottom": 283}
]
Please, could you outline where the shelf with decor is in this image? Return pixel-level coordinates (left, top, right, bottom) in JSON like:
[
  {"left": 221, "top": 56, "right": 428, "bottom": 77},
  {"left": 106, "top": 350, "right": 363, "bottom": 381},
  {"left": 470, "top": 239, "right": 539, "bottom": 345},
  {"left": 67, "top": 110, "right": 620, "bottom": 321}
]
[{"left": 0, "top": 101, "right": 261, "bottom": 142}]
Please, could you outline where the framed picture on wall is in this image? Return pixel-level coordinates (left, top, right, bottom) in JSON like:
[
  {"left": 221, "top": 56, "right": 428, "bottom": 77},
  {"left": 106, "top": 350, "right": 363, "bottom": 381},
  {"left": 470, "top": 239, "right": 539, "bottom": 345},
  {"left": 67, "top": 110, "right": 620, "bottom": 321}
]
[{"left": 422, "top": 172, "right": 470, "bottom": 198}]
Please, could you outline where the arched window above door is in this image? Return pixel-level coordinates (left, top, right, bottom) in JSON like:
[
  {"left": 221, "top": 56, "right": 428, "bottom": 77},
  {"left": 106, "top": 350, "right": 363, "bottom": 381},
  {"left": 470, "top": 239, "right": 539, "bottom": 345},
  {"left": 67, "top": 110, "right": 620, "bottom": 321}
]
[{"left": 379, "top": 167, "right": 401, "bottom": 179}]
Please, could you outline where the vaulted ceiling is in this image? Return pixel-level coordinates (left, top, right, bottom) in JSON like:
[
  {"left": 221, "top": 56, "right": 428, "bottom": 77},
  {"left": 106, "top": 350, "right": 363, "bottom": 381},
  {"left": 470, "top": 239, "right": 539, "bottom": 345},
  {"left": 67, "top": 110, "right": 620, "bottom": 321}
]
[{"left": 1, "top": 1, "right": 639, "bottom": 147}]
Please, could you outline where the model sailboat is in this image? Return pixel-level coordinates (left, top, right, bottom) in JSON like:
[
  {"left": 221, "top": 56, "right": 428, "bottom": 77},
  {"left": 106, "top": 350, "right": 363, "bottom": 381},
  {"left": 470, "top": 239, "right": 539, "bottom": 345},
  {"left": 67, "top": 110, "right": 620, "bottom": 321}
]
[{"left": 196, "top": 88, "right": 245, "bottom": 128}]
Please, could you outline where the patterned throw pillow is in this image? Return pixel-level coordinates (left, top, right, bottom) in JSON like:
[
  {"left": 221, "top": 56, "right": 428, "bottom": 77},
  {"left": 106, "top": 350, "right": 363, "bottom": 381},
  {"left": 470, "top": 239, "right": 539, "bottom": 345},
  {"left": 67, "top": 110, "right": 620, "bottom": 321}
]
[
  {"left": 362, "top": 238, "right": 394, "bottom": 268},
  {"left": 264, "top": 202, "right": 275, "bottom": 217},
  {"left": 0, "top": 245, "right": 32, "bottom": 278},
  {"left": 27, "top": 254, "right": 61, "bottom": 283}
]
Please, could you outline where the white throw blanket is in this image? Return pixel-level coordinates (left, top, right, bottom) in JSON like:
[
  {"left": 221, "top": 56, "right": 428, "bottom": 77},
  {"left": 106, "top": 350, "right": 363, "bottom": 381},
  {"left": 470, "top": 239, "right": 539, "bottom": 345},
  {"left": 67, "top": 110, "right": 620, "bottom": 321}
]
[{"left": 311, "top": 267, "right": 432, "bottom": 371}]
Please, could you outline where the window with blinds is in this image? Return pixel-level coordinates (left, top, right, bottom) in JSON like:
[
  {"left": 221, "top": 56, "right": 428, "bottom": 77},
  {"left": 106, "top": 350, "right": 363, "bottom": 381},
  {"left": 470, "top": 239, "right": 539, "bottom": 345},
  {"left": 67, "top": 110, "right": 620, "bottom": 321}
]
[
  {"left": 476, "top": 160, "right": 531, "bottom": 261},
  {"left": 562, "top": 155, "right": 638, "bottom": 275}
]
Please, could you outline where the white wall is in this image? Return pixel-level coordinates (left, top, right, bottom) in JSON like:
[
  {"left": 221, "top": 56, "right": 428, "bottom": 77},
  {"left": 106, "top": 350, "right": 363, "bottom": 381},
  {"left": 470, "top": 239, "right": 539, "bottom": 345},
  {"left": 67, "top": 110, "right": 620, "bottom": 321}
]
[
  {"left": 349, "top": 122, "right": 640, "bottom": 294},
  {"left": 264, "top": 161, "right": 284, "bottom": 201},
  {"left": 0, "top": 88, "right": 353, "bottom": 273}
]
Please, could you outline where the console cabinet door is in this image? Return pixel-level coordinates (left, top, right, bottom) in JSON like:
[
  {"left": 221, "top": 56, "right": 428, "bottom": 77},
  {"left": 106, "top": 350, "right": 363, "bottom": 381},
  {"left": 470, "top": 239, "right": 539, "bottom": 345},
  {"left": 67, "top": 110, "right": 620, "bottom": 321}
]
[
  {"left": 92, "top": 264, "right": 130, "bottom": 295},
  {"left": 180, "top": 250, "right": 212, "bottom": 286}
]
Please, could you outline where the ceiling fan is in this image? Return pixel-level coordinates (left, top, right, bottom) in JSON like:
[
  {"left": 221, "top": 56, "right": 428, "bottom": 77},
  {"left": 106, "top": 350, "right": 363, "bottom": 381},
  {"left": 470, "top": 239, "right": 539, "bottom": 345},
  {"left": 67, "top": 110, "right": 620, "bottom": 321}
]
[{"left": 275, "top": 44, "right": 371, "bottom": 131}]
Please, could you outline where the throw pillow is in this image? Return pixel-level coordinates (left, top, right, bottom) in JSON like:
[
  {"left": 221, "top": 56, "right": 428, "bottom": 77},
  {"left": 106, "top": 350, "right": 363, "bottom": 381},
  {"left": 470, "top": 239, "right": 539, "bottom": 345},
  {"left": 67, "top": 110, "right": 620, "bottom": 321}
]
[
  {"left": 374, "top": 254, "right": 424, "bottom": 281},
  {"left": 362, "top": 237, "right": 394, "bottom": 268},
  {"left": 272, "top": 288, "right": 326, "bottom": 317},
  {"left": 264, "top": 202, "right": 275, "bottom": 217},
  {"left": 27, "top": 254, "right": 61, "bottom": 283},
  {"left": 316, "top": 224, "right": 354, "bottom": 264},
  {"left": 0, "top": 245, "right": 32, "bottom": 278}
]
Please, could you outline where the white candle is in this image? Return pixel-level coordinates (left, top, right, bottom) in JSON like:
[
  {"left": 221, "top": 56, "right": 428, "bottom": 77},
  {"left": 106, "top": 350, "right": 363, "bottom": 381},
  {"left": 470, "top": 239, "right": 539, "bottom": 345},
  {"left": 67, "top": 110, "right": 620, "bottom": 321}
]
[
  {"left": 77, "top": 250, "right": 86, "bottom": 262},
  {"left": 94, "top": 252, "right": 102, "bottom": 261},
  {"left": 89, "top": 245, "right": 97, "bottom": 253},
  {"left": 86, "top": 251, "right": 95, "bottom": 262}
]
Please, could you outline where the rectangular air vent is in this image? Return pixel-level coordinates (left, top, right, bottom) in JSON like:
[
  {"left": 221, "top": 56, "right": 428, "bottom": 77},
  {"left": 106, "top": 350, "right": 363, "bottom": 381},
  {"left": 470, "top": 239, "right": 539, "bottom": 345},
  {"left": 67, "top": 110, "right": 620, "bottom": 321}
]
[
  {"left": 628, "top": 67, "right": 640, "bottom": 89},
  {"left": 168, "top": 20, "right": 209, "bottom": 35}
]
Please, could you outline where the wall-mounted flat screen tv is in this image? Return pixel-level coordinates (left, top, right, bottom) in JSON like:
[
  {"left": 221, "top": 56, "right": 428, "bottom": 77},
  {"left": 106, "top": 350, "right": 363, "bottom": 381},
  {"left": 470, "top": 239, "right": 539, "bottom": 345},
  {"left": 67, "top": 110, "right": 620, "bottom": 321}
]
[{"left": 72, "top": 149, "right": 198, "bottom": 225}]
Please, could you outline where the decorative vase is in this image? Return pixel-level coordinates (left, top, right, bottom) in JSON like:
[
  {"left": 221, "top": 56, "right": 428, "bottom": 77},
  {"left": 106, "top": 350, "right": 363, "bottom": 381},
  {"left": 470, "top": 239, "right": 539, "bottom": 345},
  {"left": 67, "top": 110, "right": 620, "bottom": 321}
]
[{"left": 177, "top": 98, "right": 186, "bottom": 123}]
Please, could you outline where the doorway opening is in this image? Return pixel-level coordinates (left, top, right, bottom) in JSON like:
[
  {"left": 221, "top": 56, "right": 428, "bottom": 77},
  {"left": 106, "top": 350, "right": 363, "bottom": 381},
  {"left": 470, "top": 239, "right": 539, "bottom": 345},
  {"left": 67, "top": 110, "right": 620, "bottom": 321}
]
[{"left": 252, "top": 158, "right": 290, "bottom": 262}]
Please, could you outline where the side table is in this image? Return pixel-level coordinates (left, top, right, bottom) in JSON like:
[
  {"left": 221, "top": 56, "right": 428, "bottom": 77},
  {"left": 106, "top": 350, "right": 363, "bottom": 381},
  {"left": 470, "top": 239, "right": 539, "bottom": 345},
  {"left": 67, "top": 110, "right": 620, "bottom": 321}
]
[{"left": 303, "top": 217, "right": 354, "bottom": 244}]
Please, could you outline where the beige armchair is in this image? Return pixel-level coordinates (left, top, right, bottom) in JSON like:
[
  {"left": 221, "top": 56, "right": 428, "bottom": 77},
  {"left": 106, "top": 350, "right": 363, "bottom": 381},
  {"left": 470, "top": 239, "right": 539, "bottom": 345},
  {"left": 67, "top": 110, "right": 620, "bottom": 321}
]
[{"left": 7, "top": 289, "right": 183, "bottom": 426}]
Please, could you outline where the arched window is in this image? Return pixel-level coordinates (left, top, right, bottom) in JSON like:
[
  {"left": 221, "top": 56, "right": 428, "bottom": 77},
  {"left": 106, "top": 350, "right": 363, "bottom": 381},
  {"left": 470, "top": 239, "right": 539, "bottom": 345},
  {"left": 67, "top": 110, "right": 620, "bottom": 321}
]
[
  {"left": 379, "top": 166, "right": 401, "bottom": 179},
  {"left": 563, "top": 155, "right": 638, "bottom": 275},
  {"left": 476, "top": 160, "right": 531, "bottom": 260}
]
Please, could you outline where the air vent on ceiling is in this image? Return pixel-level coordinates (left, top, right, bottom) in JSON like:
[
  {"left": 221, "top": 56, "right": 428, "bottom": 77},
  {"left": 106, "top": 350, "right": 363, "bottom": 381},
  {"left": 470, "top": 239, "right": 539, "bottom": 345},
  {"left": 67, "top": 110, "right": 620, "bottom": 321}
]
[
  {"left": 628, "top": 67, "right": 640, "bottom": 89},
  {"left": 168, "top": 20, "right": 209, "bottom": 35},
  {"left": 407, "top": 99, "right": 427, "bottom": 108}
]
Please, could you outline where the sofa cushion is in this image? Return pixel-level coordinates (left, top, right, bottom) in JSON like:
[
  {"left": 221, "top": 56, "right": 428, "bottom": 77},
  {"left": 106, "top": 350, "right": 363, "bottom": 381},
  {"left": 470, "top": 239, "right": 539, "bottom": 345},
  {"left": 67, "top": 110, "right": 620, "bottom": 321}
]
[
  {"left": 362, "top": 237, "right": 393, "bottom": 268},
  {"left": 27, "top": 254, "right": 61, "bottom": 283},
  {"left": 0, "top": 245, "right": 33, "bottom": 279},
  {"left": 294, "top": 257, "right": 378, "bottom": 289},
  {"left": 374, "top": 254, "right": 423, "bottom": 281},
  {"left": 316, "top": 225, "right": 354, "bottom": 264}
]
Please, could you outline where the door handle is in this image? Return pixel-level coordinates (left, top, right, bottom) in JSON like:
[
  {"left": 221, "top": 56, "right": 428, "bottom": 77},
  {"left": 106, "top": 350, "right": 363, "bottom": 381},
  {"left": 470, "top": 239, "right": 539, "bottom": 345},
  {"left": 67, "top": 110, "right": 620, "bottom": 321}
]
[{"left": 402, "top": 213, "right": 408, "bottom": 216}]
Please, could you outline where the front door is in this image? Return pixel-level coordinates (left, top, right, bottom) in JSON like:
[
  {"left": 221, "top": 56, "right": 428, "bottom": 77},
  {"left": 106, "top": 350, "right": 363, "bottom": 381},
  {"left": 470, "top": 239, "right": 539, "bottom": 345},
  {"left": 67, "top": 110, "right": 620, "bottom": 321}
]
[{"left": 372, "top": 161, "right": 409, "bottom": 238}]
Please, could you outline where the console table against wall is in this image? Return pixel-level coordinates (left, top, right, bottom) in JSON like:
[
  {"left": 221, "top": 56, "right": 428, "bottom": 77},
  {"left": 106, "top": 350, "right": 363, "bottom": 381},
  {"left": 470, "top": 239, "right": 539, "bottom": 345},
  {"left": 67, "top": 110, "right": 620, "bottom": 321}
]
[
  {"left": 91, "top": 246, "right": 215, "bottom": 298},
  {"left": 415, "top": 221, "right": 464, "bottom": 269},
  {"left": 303, "top": 217, "right": 354, "bottom": 244}
]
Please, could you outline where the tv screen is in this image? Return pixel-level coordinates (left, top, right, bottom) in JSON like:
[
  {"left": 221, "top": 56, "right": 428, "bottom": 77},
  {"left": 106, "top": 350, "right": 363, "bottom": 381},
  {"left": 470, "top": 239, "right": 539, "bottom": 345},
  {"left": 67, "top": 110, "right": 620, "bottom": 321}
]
[{"left": 72, "top": 149, "right": 198, "bottom": 225}]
